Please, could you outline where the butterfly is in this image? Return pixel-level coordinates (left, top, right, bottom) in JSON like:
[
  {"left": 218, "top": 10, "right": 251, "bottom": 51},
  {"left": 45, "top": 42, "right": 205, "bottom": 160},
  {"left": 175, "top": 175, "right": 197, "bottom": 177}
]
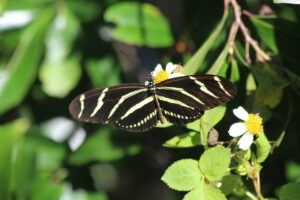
[{"left": 69, "top": 63, "right": 236, "bottom": 132}]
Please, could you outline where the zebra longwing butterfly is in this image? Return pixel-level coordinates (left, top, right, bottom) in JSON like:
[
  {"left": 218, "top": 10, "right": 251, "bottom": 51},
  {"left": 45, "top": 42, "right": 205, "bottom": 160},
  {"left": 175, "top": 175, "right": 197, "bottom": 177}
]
[{"left": 69, "top": 64, "right": 236, "bottom": 132}]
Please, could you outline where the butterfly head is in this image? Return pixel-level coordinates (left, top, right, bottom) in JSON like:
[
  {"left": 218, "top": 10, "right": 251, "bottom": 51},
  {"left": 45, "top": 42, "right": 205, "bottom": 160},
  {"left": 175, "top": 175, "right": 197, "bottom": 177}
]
[{"left": 145, "top": 73, "right": 155, "bottom": 88}]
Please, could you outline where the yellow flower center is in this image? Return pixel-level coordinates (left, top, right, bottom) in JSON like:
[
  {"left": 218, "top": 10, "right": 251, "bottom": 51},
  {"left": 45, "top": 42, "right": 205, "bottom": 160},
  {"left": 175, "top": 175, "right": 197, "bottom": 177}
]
[
  {"left": 154, "top": 70, "right": 169, "bottom": 84},
  {"left": 245, "top": 114, "right": 264, "bottom": 135}
]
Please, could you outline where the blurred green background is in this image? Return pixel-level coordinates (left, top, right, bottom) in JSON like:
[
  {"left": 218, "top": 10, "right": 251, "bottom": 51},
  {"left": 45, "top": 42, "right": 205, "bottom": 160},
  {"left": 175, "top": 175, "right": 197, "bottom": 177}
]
[{"left": 0, "top": 0, "right": 300, "bottom": 200}]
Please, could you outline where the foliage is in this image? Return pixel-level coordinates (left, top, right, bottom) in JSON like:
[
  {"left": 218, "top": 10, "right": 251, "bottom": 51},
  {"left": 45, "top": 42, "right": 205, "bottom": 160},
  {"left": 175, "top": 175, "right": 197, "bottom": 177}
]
[{"left": 0, "top": 0, "right": 300, "bottom": 200}]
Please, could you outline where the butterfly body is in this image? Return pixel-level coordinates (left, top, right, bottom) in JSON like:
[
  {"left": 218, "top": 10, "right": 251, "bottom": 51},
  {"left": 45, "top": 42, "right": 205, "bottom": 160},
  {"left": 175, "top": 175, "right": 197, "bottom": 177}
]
[{"left": 69, "top": 74, "right": 236, "bottom": 132}]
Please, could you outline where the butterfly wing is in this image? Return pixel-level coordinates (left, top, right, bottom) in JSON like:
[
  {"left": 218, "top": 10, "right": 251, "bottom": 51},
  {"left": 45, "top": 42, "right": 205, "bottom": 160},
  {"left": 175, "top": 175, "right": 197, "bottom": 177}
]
[
  {"left": 69, "top": 83, "right": 159, "bottom": 132},
  {"left": 155, "top": 75, "right": 236, "bottom": 124}
]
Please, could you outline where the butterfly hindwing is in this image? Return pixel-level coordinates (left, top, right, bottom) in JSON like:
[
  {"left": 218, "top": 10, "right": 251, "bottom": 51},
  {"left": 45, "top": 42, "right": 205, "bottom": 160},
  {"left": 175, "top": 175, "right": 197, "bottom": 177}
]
[{"left": 156, "top": 75, "right": 236, "bottom": 124}]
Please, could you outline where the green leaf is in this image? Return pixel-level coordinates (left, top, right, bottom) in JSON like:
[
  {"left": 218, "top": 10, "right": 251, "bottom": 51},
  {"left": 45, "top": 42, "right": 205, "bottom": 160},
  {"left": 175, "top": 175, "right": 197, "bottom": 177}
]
[
  {"left": 217, "top": 60, "right": 229, "bottom": 77},
  {"left": 31, "top": 176, "right": 63, "bottom": 200},
  {"left": 197, "top": 106, "right": 226, "bottom": 146},
  {"left": 68, "top": 128, "right": 141, "bottom": 165},
  {"left": 161, "top": 159, "right": 201, "bottom": 191},
  {"left": 246, "top": 73, "right": 257, "bottom": 92},
  {"left": 104, "top": 2, "right": 173, "bottom": 48},
  {"left": 230, "top": 59, "right": 240, "bottom": 82},
  {"left": 184, "top": 182, "right": 226, "bottom": 200},
  {"left": 251, "top": 63, "right": 289, "bottom": 90},
  {"left": 85, "top": 57, "right": 121, "bottom": 88},
  {"left": 0, "top": 119, "right": 30, "bottom": 200},
  {"left": 256, "top": 88, "right": 283, "bottom": 108},
  {"left": 207, "top": 42, "right": 229, "bottom": 75},
  {"left": 286, "top": 161, "right": 300, "bottom": 182},
  {"left": 255, "top": 133, "right": 271, "bottom": 163},
  {"left": 12, "top": 138, "right": 36, "bottom": 199},
  {"left": 188, "top": 105, "right": 226, "bottom": 133},
  {"left": 39, "top": 8, "right": 81, "bottom": 98},
  {"left": 220, "top": 174, "right": 243, "bottom": 195},
  {"left": 0, "top": 0, "right": 7, "bottom": 13},
  {"left": 0, "top": 9, "right": 54, "bottom": 116},
  {"left": 163, "top": 131, "right": 200, "bottom": 148},
  {"left": 199, "top": 146, "right": 231, "bottom": 182},
  {"left": 251, "top": 16, "right": 300, "bottom": 66},
  {"left": 201, "top": 106, "right": 227, "bottom": 129},
  {"left": 67, "top": 0, "right": 101, "bottom": 22},
  {"left": 251, "top": 16, "right": 278, "bottom": 54},
  {"left": 30, "top": 136, "right": 66, "bottom": 171},
  {"left": 40, "top": 55, "right": 82, "bottom": 98},
  {"left": 279, "top": 183, "right": 300, "bottom": 200},
  {"left": 183, "top": 9, "right": 228, "bottom": 75}
]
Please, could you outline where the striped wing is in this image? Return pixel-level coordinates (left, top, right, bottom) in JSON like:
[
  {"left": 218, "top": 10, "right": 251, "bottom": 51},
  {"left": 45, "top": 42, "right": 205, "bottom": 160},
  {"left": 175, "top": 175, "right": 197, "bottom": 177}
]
[
  {"left": 69, "top": 84, "right": 159, "bottom": 132},
  {"left": 156, "top": 75, "right": 236, "bottom": 125}
]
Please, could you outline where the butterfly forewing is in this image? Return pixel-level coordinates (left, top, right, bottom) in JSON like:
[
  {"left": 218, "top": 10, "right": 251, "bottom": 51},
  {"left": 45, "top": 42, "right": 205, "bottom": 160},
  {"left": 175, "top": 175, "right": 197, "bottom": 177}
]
[
  {"left": 69, "top": 84, "right": 157, "bottom": 128},
  {"left": 156, "top": 75, "right": 236, "bottom": 124}
]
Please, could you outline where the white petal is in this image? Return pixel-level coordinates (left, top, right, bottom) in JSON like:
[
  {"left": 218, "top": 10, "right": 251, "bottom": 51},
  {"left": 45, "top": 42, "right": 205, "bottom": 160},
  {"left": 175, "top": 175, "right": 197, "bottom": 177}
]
[
  {"left": 237, "top": 132, "right": 253, "bottom": 150},
  {"left": 166, "top": 62, "right": 176, "bottom": 74},
  {"left": 152, "top": 64, "right": 162, "bottom": 77},
  {"left": 169, "top": 73, "right": 185, "bottom": 78},
  {"left": 233, "top": 106, "right": 249, "bottom": 121},
  {"left": 228, "top": 122, "right": 247, "bottom": 137}
]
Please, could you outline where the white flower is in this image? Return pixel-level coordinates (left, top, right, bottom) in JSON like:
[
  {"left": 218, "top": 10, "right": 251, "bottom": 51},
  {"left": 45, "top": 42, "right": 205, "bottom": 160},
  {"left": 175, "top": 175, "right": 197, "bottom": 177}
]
[
  {"left": 152, "top": 62, "right": 184, "bottom": 84},
  {"left": 228, "top": 106, "right": 264, "bottom": 150}
]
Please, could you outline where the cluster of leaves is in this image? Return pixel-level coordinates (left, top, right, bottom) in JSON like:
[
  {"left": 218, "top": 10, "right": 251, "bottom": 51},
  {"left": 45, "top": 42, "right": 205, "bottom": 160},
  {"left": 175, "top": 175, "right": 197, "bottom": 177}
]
[
  {"left": 1, "top": 0, "right": 300, "bottom": 200},
  {"left": 1, "top": 0, "right": 170, "bottom": 199},
  {"left": 162, "top": 146, "right": 231, "bottom": 200}
]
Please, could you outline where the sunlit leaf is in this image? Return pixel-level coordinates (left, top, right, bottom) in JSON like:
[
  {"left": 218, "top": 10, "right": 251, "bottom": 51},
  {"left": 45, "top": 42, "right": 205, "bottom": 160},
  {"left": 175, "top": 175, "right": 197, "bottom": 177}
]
[
  {"left": 183, "top": 9, "right": 228, "bottom": 75},
  {"left": 198, "top": 106, "right": 226, "bottom": 146},
  {"left": 230, "top": 59, "right": 240, "bottom": 82},
  {"left": 31, "top": 176, "right": 63, "bottom": 200},
  {"left": 39, "top": 8, "right": 81, "bottom": 98},
  {"left": 163, "top": 131, "right": 200, "bottom": 148},
  {"left": 104, "top": 2, "right": 173, "bottom": 47},
  {"left": 255, "top": 133, "right": 271, "bottom": 163},
  {"left": 246, "top": 73, "right": 257, "bottom": 93},
  {"left": 199, "top": 146, "right": 231, "bottom": 182},
  {"left": 0, "top": 9, "right": 54, "bottom": 115},
  {"left": 183, "top": 181, "right": 226, "bottom": 200},
  {"left": 207, "top": 42, "right": 229, "bottom": 75},
  {"left": 40, "top": 55, "right": 82, "bottom": 98},
  {"left": 161, "top": 159, "right": 201, "bottom": 191}
]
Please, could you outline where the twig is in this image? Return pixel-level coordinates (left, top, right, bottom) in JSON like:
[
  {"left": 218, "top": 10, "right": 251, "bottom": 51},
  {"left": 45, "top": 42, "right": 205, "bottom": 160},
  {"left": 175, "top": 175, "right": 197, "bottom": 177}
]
[
  {"left": 252, "top": 171, "right": 264, "bottom": 200},
  {"left": 227, "top": 0, "right": 270, "bottom": 63}
]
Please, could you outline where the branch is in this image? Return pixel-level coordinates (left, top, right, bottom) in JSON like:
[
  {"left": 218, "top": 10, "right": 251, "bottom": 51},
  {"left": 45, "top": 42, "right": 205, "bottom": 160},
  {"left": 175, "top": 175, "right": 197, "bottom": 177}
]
[{"left": 227, "top": 0, "right": 270, "bottom": 63}]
